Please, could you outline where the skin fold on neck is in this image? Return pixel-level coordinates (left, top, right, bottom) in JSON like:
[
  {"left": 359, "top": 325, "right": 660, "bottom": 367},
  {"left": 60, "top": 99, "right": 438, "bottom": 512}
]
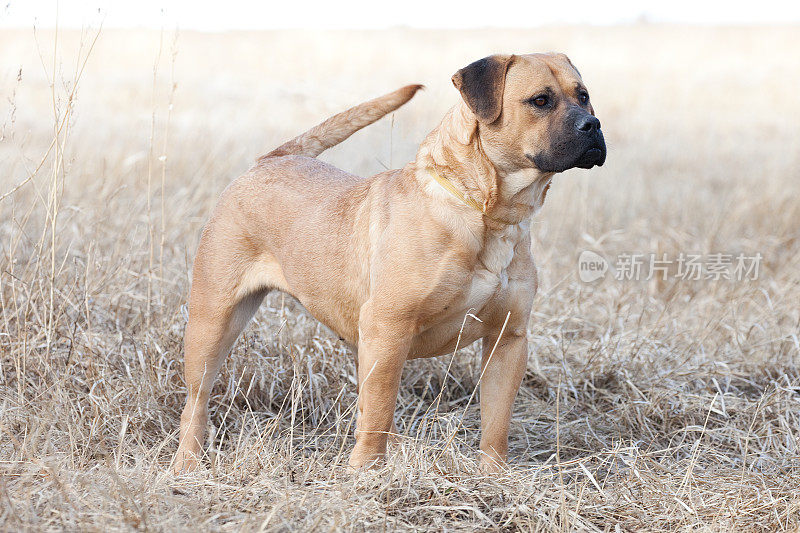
[{"left": 413, "top": 101, "right": 555, "bottom": 227}]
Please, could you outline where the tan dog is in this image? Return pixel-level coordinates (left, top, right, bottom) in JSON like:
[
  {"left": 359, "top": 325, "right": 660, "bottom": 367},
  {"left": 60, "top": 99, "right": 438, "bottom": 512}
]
[{"left": 174, "top": 53, "right": 605, "bottom": 473}]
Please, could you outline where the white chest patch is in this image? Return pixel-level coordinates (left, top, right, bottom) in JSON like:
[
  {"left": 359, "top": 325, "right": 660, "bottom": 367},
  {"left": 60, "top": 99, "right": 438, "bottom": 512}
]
[
  {"left": 463, "top": 222, "right": 527, "bottom": 310},
  {"left": 480, "top": 232, "right": 515, "bottom": 274}
]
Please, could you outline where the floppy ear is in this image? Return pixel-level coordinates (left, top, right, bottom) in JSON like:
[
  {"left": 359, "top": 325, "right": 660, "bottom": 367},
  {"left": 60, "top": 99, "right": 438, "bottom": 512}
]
[{"left": 451, "top": 54, "right": 515, "bottom": 124}]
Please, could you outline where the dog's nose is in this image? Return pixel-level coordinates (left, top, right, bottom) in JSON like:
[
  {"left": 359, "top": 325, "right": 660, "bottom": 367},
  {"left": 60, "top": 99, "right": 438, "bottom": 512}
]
[{"left": 576, "top": 115, "right": 601, "bottom": 133}]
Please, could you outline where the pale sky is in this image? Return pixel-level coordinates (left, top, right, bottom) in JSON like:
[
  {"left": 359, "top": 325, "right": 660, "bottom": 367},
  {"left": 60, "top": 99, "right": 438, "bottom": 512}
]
[{"left": 2, "top": 0, "right": 800, "bottom": 29}]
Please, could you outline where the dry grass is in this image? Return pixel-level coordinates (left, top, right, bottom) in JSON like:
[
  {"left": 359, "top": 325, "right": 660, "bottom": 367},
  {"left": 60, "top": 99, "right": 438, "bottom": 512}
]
[{"left": 1, "top": 25, "right": 800, "bottom": 531}]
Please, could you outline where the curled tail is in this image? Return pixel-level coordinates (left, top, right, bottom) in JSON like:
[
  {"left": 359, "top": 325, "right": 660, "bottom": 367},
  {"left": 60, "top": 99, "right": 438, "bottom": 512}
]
[{"left": 258, "top": 84, "right": 423, "bottom": 162}]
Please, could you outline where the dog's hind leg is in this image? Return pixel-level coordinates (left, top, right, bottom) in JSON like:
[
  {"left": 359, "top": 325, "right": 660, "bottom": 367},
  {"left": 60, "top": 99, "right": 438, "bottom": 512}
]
[
  {"left": 174, "top": 287, "right": 266, "bottom": 473},
  {"left": 173, "top": 232, "right": 277, "bottom": 473}
]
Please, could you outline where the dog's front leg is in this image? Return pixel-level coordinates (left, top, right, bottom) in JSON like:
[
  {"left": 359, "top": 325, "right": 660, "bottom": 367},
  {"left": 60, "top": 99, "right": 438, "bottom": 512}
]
[
  {"left": 349, "top": 304, "right": 411, "bottom": 468},
  {"left": 478, "top": 331, "right": 528, "bottom": 471}
]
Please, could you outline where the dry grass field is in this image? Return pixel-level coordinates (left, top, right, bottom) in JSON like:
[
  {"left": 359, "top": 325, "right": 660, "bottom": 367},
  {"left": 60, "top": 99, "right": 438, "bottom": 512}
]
[{"left": 1, "top": 25, "right": 800, "bottom": 531}]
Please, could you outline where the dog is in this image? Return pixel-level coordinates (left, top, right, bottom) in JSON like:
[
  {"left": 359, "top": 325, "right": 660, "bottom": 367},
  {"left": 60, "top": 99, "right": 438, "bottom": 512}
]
[{"left": 174, "top": 53, "right": 606, "bottom": 473}]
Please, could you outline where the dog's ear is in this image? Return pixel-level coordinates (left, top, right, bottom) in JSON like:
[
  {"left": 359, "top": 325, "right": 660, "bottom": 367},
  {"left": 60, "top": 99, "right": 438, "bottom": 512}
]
[{"left": 452, "top": 54, "right": 515, "bottom": 124}]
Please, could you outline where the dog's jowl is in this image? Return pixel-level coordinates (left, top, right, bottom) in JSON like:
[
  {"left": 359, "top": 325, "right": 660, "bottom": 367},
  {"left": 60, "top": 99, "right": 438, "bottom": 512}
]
[{"left": 174, "top": 53, "right": 606, "bottom": 473}]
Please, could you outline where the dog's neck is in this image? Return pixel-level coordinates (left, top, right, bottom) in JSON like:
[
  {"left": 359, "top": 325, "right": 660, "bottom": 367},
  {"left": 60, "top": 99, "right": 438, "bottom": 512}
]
[{"left": 414, "top": 102, "right": 554, "bottom": 226}]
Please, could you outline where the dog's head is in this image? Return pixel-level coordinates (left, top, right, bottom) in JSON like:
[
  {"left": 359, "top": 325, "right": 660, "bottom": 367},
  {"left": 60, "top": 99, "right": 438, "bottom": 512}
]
[{"left": 452, "top": 53, "right": 606, "bottom": 174}]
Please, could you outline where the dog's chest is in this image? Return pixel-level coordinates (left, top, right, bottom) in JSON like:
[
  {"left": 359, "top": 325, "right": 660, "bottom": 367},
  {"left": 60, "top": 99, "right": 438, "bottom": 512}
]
[
  {"left": 411, "top": 224, "right": 532, "bottom": 358},
  {"left": 464, "top": 229, "right": 518, "bottom": 308}
]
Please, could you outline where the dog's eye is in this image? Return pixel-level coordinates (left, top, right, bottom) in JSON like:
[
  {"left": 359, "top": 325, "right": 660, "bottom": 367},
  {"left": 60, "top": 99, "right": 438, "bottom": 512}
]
[
  {"left": 530, "top": 95, "right": 549, "bottom": 107},
  {"left": 578, "top": 92, "right": 590, "bottom": 105}
]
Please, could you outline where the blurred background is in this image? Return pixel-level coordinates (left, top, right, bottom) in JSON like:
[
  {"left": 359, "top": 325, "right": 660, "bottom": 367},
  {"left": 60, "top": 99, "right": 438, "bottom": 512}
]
[{"left": 5, "top": 0, "right": 800, "bottom": 28}]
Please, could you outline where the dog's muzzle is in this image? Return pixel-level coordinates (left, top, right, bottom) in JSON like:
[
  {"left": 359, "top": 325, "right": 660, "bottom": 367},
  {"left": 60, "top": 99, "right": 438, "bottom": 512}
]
[
  {"left": 527, "top": 109, "right": 607, "bottom": 173},
  {"left": 573, "top": 113, "right": 606, "bottom": 169}
]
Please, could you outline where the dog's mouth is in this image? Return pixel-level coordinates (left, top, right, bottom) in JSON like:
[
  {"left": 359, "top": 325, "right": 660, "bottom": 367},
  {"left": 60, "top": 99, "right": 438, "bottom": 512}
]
[
  {"left": 575, "top": 146, "right": 606, "bottom": 169},
  {"left": 526, "top": 140, "right": 607, "bottom": 173}
]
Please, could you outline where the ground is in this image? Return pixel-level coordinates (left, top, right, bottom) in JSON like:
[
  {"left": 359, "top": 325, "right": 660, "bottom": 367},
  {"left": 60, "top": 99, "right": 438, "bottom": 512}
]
[{"left": 1, "top": 26, "right": 799, "bottom": 531}]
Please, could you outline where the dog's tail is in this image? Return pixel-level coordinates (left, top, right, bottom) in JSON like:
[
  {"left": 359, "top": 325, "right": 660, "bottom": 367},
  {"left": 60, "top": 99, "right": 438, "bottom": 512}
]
[{"left": 258, "top": 84, "right": 423, "bottom": 162}]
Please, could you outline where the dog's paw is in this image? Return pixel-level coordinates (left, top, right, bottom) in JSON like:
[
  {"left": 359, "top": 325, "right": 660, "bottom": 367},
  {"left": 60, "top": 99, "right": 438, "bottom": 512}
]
[
  {"left": 348, "top": 449, "right": 387, "bottom": 470},
  {"left": 478, "top": 454, "right": 507, "bottom": 474},
  {"left": 172, "top": 450, "right": 200, "bottom": 475}
]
